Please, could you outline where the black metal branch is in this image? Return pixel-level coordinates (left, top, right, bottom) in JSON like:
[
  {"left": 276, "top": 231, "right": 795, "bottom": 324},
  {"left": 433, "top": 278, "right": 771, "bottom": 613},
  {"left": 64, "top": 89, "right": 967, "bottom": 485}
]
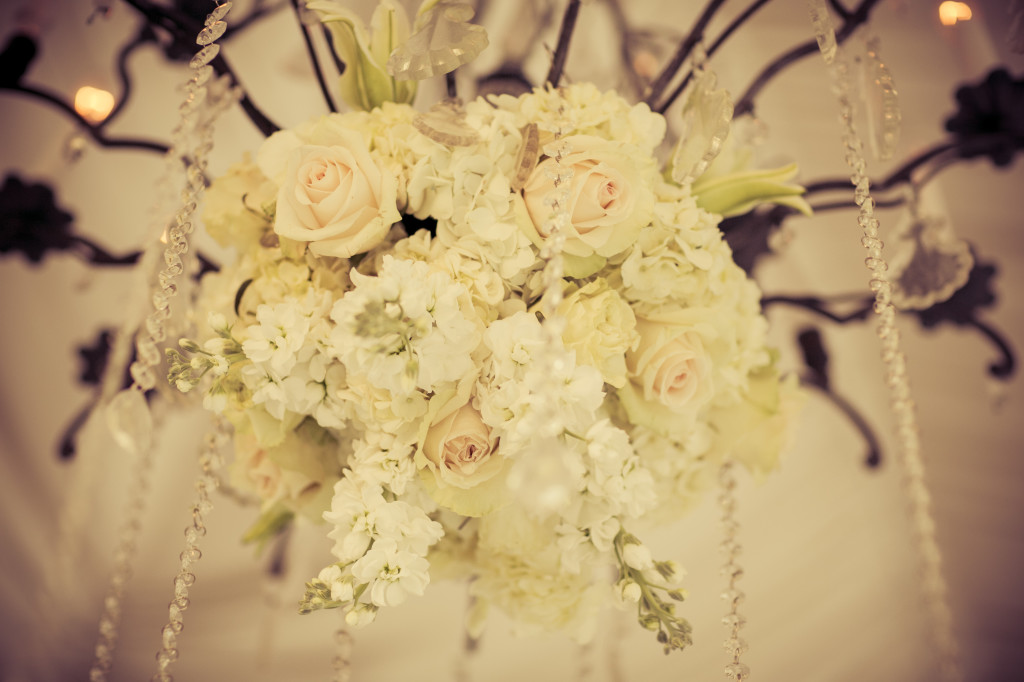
[
  {"left": 98, "top": 28, "right": 152, "bottom": 130},
  {"left": 803, "top": 142, "right": 959, "bottom": 196},
  {"left": 121, "top": 0, "right": 281, "bottom": 136},
  {"left": 0, "top": 82, "right": 170, "bottom": 154},
  {"left": 446, "top": 71, "right": 458, "bottom": 99},
  {"left": 546, "top": 0, "right": 583, "bottom": 87},
  {"left": 762, "top": 294, "right": 873, "bottom": 323},
  {"left": 968, "top": 317, "right": 1017, "bottom": 378},
  {"left": 604, "top": 0, "right": 645, "bottom": 99},
  {"left": 656, "top": 0, "right": 775, "bottom": 114},
  {"left": 289, "top": 0, "right": 337, "bottom": 113},
  {"left": 808, "top": 196, "right": 906, "bottom": 212},
  {"left": 804, "top": 376, "right": 882, "bottom": 467},
  {"left": 64, "top": 234, "right": 220, "bottom": 274},
  {"left": 59, "top": 400, "right": 95, "bottom": 459},
  {"left": 826, "top": 0, "right": 852, "bottom": 21},
  {"left": 223, "top": 0, "right": 289, "bottom": 40},
  {"left": 734, "top": 0, "right": 882, "bottom": 117},
  {"left": 643, "top": 0, "right": 729, "bottom": 108}
]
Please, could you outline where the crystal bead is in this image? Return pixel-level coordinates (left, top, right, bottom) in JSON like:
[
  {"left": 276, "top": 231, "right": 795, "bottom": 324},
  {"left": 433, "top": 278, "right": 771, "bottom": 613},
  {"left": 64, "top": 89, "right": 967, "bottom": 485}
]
[
  {"left": 724, "top": 637, "right": 749, "bottom": 655},
  {"left": 107, "top": 388, "right": 153, "bottom": 454},
  {"left": 129, "top": 361, "right": 157, "bottom": 391},
  {"left": 196, "top": 21, "right": 227, "bottom": 46},
  {"left": 722, "top": 612, "right": 747, "bottom": 627},
  {"left": 189, "top": 44, "right": 221, "bottom": 69},
  {"left": 206, "top": 2, "right": 232, "bottom": 23},
  {"left": 725, "top": 662, "right": 751, "bottom": 680},
  {"left": 136, "top": 337, "right": 161, "bottom": 367}
]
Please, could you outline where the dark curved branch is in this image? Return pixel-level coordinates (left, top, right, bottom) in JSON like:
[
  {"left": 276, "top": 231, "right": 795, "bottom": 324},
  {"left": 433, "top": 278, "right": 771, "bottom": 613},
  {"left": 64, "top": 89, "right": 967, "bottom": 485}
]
[
  {"left": 66, "top": 234, "right": 220, "bottom": 275},
  {"left": 121, "top": 0, "right": 281, "bottom": 136},
  {"left": 805, "top": 376, "right": 883, "bottom": 467},
  {"left": 762, "top": 294, "right": 873, "bottom": 323},
  {"left": 808, "top": 196, "right": 906, "bottom": 212},
  {"left": 644, "top": 0, "right": 729, "bottom": 108},
  {"left": 656, "top": 0, "right": 775, "bottom": 113},
  {"left": 223, "top": 0, "right": 289, "bottom": 39},
  {"left": 734, "top": 0, "right": 883, "bottom": 117},
  {"left": 967, "top": 317, "right": 1016, "bottom": 378},
  {"left": 99, "top": 28, "right": 152, "bottom": 130},
  {"left": 546, "top": 0, "right": 582, "bottom": 87},
  {"left": 804, "top": 142, "right": 960, "bottom": 196},
  {"left": 0, "top": 83, "right": 169, "bottom": 153},
  {"left": 289, "top": 0, "right": 336, "bottom": 113}
]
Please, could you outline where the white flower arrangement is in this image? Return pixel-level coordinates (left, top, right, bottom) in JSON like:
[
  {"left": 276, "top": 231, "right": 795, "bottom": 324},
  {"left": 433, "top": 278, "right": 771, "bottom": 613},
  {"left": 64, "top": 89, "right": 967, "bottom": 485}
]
[{"left": 168, "top": 50, "right": 803, "bottom": 650}]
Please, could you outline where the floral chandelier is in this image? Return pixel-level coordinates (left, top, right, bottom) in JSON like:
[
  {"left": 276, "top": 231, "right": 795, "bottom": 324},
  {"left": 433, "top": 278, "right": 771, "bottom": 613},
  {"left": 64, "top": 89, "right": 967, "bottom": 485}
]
[{"left": 0, "top": 0, "right": 1021, "bottom": 681}]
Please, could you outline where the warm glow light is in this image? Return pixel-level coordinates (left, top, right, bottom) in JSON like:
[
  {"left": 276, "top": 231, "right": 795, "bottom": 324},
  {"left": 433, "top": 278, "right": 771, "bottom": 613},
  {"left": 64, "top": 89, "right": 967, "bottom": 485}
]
[
  {"left": 939, "top": 1, "right": 973, "bottom": 26},
  {"left": 74, "top": 86, "right": 115, "bottom": 124}
]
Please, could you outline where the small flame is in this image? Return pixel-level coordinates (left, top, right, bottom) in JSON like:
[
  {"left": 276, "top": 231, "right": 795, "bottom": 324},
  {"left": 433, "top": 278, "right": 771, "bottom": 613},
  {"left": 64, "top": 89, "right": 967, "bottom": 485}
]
[
  {"left": 939, "top": 1, "right": 973, "bottom": 26},
  {"left": 74, "top": 86, "right": 115, "bottom": 124}
]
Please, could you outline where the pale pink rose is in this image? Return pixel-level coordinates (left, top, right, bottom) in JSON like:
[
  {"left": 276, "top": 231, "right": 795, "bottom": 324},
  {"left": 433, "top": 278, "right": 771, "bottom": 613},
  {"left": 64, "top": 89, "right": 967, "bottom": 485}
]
[
  {"left": 626, "top": 319, "right": 713, "bottom": 412},
  {"left": 521, "top": 135, "right": 652, "bottom": 259},
  {"left": 273, "top": 129, "right": 399, "bottom": 258},
  {"left": 422, "top": 403, "right": 502, "bottom": 489}
]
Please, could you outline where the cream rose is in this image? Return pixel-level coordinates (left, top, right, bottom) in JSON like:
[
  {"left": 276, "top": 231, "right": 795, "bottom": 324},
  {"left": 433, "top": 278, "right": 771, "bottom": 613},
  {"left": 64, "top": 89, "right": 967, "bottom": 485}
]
[
  {"left": 626, "top": 318, "right": 714, "bottom": 410},
  {"left": 422, "top": 403, "right": 502, "bottom": 490},
  {"left": 618, "top": 318, "right": 715, "bottom": 435},
  {"left": 272, "top": 129, "right": 400, "bottom": 258},
  {"left": 557, "top": 279, "right": 639, "bottom": 388},
  {"left": 520, "top": 135, "right": 653, "bottom": 267}
]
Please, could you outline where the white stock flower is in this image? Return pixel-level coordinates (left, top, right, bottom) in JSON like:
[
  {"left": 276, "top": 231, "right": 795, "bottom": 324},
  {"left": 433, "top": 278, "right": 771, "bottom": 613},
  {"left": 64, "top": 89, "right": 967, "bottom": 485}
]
[
  {"left": 351, "top": 538, "right": 431, "bottom": 607},
  {"left": 328, "top": 256, "right": 480, "bottom": 398}
]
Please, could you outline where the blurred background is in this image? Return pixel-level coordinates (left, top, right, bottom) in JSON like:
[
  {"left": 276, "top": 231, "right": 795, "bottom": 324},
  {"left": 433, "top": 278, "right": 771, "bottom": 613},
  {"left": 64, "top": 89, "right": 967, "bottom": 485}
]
[{"left": 1, "top": 0, "right": 1022, "bottom": 680}]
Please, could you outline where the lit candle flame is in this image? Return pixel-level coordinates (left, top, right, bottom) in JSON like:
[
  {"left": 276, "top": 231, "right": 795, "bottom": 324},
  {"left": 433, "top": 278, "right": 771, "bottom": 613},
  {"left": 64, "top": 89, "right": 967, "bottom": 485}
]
[
  {"left": 939, "top": 1, "right": 972, "bottom": 26},
  {"left": 74, "top": 86, "right": 115, "bottom": 124}
]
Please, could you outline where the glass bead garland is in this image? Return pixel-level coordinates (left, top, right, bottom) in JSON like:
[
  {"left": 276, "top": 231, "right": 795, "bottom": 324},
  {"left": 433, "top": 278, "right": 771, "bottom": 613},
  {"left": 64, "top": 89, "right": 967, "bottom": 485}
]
[
  {"left": 806, "top": 2, "right": 963, "bottom": 680},
  {"left": 718, "top": 460, "right": 750, "bottom": 681},
  {"left": 90, "top": 3, "right": 234, "bottom": 681},
  {"left": 151, "top": 419, "right": 228, "bottom": 682}
]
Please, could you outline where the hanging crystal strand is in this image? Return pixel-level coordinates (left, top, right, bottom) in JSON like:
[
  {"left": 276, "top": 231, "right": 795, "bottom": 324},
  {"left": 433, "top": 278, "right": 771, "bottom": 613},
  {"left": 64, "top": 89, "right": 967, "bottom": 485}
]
[
  {"left": 575, "top": 640, "right": 593, "bottom": 682},
  {"left": 90, "top": 5, "right": 234, "bottom": 680},
  {"left": 151, "top": 418, "right": 228, "bottom": 682},
  {"left": 806, "top": 3, "right": 962, "bottom": 681},
  {"left": 331, "top": 623, "right": 354, "bottom": 682},
  {"left": 505, "top": 91, "right": 575, "bottom": 508},
  {"left": 607, "top": 611, "right": 625, "bottom": 682},
  {"left": 718, "top": 460, "right": 749, "bottom": 681},
  {"left": 88, "top": 444, "right": 155, "bottom": 682},
  {"left": 537, "top": 98, "right": 573, "bottom": 333}
]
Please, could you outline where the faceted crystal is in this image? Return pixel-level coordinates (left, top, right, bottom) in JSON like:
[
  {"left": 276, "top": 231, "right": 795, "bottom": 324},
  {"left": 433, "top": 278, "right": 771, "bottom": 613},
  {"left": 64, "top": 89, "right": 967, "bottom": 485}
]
[
  {"left": 107, "top": 388, "right": 153, "bottom": 454},
  {"left": 196, "top": 21, "right": 227, "bottom": 46},
  {"left": 189, "top": 44, "right": 221, "bottom": 69}
]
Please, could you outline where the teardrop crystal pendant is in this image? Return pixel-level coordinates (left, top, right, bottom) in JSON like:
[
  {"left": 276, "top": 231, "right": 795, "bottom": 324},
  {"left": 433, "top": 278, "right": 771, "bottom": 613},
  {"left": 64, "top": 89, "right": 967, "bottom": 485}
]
[
  {"left": 671, "top": 69, "right": 734, "bottom": 186},
  {"left": 510, "top": 123, "right": 540, "bottom": 193},
  {"left": 807, "top": 0, "right": 837, "bottom": 64},
  {"left": 387, "top": 1, "right": 489, "bottom": 80},
  {"left": 106, "top": 387, "right": 153, "bottom": 455},
  {"left": 857, "top": 36, "right": 901, "bottom": 160},
  {"left": 413, "top": 100, "right": 479, "bottom": 147}
]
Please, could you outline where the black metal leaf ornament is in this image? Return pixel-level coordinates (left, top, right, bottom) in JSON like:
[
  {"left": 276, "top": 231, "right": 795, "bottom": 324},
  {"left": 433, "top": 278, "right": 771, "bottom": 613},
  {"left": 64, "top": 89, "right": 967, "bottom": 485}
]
[{"left": 0, "top": 174, "right": 75, "bottom": 263}]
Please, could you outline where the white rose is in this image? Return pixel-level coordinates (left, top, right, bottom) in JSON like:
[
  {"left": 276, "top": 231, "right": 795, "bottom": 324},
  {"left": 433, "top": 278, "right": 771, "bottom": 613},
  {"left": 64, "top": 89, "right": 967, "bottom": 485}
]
[
  {"left": 422, "top": 402, "right": 502, "bottom": 490},
  {"left": 557, "top": 279, "right": 639, "bottom": 388},
  {"left": 272, "top": 129, "right": 400, "bottom": 258},
  {"left": 519, "top": 135, "right": 653, "bottom": 271},
  {"left": 619, "top": 317, "right": 715, "bottom": 434}
]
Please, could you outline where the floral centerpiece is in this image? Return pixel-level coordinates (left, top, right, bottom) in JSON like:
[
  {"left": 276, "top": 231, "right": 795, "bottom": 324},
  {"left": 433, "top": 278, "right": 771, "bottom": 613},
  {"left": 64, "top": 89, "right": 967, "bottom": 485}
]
[{"left": 167, "top": 0, "right": 803, "bottom": 652}]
